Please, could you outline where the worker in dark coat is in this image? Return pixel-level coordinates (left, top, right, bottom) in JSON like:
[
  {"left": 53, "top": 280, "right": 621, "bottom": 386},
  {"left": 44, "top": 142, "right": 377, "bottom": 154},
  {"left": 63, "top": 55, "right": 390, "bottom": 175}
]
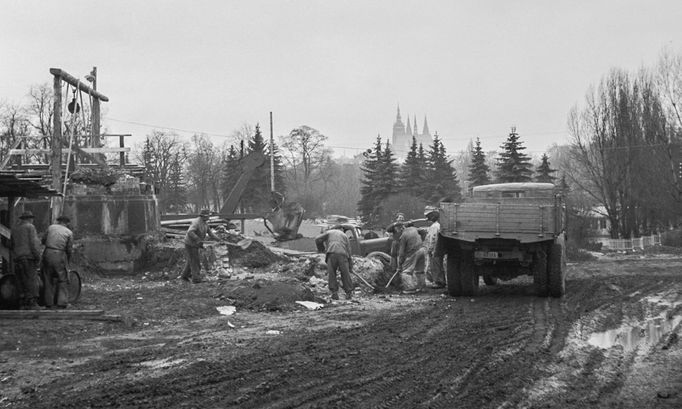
[
  {"left": 315, "top": 225, "right": 353, "bottom": 300},
  {"left": 396, "top": 223, "right": 426, "bottom": 292},
  {"left": 42, "top": 215, "right": 74, "bottom": 308},
  {"left": 9, "top": 211, "right": 43, "bottom": 309},
  {"left": 386, "top": 221, "right": 403, "bottom": 272},
  {"left": 181, "top": 209, "right": 221, "bottom": 283}
]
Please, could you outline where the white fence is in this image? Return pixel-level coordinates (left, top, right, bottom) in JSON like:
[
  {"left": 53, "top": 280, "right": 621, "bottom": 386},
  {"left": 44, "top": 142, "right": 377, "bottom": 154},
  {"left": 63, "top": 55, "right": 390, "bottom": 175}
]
[{"left": 596, "top": 234, "right": 662, "bottom": 251}]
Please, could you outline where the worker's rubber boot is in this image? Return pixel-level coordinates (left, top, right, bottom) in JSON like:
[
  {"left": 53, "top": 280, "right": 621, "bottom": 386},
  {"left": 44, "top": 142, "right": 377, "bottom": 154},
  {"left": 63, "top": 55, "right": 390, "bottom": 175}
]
[
  {"left": 26, "top": 298, "right": 44, "bottom": 310},
  {"left": 331, "top": 292, "right": 339, "bottom": 300},
  {"left": 345, "top": 291, "right": 353, "bottom": 300}
]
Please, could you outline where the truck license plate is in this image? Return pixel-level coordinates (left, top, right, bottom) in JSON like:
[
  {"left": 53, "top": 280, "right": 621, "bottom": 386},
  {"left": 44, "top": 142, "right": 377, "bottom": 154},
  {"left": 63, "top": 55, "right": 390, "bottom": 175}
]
[{"left": 475, "top": 251, "right": 499, "bottom": 259}]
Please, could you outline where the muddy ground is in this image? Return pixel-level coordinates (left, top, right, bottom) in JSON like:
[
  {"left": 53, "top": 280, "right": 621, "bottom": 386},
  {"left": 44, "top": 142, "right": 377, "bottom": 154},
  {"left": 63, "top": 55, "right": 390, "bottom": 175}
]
[{"left": 1, "top": 248, "right": 681, "bottom": 409}]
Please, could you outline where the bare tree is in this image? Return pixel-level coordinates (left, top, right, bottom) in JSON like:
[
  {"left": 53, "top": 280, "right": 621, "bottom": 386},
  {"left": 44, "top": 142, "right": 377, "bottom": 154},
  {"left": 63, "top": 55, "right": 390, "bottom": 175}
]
[
  {"left": 186, "top": 134, "right": 224, "bottom": 212},
  {"left": 137, "top": 130, "right": 189, "bottom": 213},
  {"left": 567, "top": 69, "right": 679, "bottom": 238},
  {"left": 228, "top": 123, "right": 255, "bottom": 149},
  {"left": 0, "top": 101, "right": 31, "bottom": 165},
  {"left": 26, "top": 83, "right": 53, "bottom": 138},
  {"left": 656, "top": 45, "right": 682, "bottom": 132},
  {"left": 280, "top": 125, "right": 332, "bottom": 203}
]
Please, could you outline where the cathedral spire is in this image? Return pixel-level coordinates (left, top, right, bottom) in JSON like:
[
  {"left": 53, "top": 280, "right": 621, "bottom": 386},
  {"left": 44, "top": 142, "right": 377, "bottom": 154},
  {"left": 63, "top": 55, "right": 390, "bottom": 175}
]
[
  {"left": 406, "top": 115, "right": 412, "bottom": 137},
  {"left": 413, "top": 115, "right": 418, "bottom": 136},
  {"left": 392, "top": 104, "right": 406, "bottom": 148},
  {"left": 422, "top": 115, "right": 430, "bottom": 137}
]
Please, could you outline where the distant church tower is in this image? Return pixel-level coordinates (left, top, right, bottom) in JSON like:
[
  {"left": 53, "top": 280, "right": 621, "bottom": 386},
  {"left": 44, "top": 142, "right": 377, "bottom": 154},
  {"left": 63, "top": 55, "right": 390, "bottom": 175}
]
[
  {"left": 391, "top": 105, "right": 433, "bottom": 157},
  {"left": 392, "top": 105, "right": 406, "bottom": 149}
]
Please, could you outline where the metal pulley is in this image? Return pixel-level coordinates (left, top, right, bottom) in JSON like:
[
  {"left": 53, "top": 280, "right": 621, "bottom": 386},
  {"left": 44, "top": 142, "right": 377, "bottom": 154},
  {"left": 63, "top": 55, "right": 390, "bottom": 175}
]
[{"left": 68, "top": 96, "right": 80, "bottom": 114}]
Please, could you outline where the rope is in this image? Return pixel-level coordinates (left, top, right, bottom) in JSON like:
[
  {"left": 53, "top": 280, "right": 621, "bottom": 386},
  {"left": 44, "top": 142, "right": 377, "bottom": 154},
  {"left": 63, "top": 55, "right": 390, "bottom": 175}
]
[
  {"left": 62, "top": 80, "right": 79, "bottom": 197},
  {"left": 78, "top": 87, "right": 87, "bottom": 147}
]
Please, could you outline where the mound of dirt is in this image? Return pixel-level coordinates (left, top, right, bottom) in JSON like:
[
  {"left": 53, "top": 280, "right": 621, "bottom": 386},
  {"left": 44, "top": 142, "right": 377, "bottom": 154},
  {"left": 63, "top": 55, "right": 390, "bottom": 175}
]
[
  {"left": 224, "top": 237, "right": 285, "bottom": 268},
  {"left": 226, "top": 279, "right": 318, "bottom": 311}
]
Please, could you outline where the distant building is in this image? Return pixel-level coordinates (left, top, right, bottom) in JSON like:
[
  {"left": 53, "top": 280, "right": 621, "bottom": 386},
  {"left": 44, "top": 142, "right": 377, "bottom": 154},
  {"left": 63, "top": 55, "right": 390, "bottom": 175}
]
[{"left": 391, "top": 105, "right": 432, "bottom": 157}]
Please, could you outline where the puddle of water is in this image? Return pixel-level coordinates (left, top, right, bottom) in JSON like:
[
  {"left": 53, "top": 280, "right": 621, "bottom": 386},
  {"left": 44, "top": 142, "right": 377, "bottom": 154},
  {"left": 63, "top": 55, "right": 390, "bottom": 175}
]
[{"left": 588, "top": 314, "right": 682, "bottom": 351}]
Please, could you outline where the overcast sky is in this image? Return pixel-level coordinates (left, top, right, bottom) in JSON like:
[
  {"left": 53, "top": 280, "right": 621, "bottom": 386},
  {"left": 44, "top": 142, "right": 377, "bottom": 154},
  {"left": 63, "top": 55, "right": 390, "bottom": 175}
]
[{"left": 1, "top": 0, "right": 681, "bottom": 158}]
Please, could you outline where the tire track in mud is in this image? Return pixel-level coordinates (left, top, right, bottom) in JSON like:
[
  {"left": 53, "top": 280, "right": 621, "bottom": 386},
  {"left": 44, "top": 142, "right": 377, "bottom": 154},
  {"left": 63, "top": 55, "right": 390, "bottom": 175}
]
[
  {"left": 513, "top": 260, "right": 682, "bottom": 408},
  {"left": 14, "top": 297, "right": 546, "bottom": 409},
  {"left": 10, "top": 258, "right": 682, "bottom": 409}
]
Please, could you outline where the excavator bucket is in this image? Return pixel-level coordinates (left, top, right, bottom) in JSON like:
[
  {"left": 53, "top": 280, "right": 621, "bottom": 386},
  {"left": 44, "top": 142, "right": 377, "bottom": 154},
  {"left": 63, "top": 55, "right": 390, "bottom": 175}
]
[{"left": 266, "top": 200, "right": 305, "bottom": 241}]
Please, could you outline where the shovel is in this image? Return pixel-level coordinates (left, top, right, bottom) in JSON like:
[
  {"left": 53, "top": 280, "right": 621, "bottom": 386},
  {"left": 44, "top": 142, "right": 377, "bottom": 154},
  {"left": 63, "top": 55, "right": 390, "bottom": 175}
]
[
  {"left": 350, "top": 269, "right": 376, "bottom": 290},
  {"left": 226, "top": 238, "right": 253, "bottom": 250}
]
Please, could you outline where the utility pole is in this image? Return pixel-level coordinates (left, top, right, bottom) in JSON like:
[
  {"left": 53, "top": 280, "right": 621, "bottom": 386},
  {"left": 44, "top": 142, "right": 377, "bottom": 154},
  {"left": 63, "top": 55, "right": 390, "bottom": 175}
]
[{"left": 269, "top": 111, "right": 275, "bottom": 191}]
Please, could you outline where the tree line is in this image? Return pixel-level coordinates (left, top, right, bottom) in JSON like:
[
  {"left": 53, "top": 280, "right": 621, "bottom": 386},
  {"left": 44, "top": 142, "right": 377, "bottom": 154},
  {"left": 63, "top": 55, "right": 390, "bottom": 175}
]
[
  {"left": 562, "top": 46, "right": 682, "bottom": 238},
  {"left": 356, "top": 127, "right": 562, "bottom": 227},
  {"left": 2, "top": 46, "right": 680, "bottom": 240}
]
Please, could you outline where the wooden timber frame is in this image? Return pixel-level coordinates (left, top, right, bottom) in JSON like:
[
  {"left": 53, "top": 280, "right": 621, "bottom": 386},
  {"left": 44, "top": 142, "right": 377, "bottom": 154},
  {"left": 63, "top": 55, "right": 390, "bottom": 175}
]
[
  {"left": 0, "top": 175, "right": 61, "bottom": 275},
  {"left": 49, "top": 68, "right": 109, "bottom": 220}
]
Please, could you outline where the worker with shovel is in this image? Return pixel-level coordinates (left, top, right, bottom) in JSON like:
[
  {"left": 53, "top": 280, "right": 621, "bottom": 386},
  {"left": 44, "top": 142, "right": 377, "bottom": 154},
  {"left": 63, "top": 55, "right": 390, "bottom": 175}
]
[
  {"left": 181, "top": 210, "right": 252, "bottom": 283},
  {"left": 315, "top": 225, "right": 354, "bottom": 300},
  {"left": 181, "top": 209, "right": 222, "bottom": 284},
  {"left": 391, "top": 222, "right": 426, "bottom": 293}
]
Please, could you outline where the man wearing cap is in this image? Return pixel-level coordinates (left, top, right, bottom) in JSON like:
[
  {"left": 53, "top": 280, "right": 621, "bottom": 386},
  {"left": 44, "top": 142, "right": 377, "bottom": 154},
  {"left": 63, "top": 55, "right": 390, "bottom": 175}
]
[
  {"left": 424, "top": 207, "right": 446, "bottom": 288},
  {"left": 395, "top": 222, "right": 426, "bottom": 292},
  {"left": 315, "top": 225, "right": 354, "bottom": 300},
  {"left": 181, "top": 209, "right": 221, "bottom": 283},
  {"left": 42, "top": 215, "right": 74, "bottom": 308},
  {"left": 9, "top": 211, "right": 43, "bottom": 309}
]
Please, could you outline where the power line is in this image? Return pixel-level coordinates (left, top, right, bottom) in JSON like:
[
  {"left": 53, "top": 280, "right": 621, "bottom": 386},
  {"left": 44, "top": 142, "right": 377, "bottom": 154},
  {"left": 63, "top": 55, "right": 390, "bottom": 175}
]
[{"left": 106, "top": 117, "right": 233, "bottom": 138}]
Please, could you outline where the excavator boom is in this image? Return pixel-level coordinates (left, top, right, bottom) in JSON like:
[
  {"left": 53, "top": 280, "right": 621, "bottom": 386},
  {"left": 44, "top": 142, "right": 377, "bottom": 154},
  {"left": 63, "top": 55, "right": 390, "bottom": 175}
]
[
  {"left": 217, "top": 150, "right": 305, "bottom": 241},
  {"left": 219, "top": 151, "right": 266, "bottom": 215}
]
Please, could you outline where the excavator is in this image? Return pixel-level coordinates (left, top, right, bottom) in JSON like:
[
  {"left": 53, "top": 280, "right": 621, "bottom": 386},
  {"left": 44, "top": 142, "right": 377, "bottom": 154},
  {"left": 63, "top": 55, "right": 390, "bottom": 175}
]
[{"left": 217, "top": 151, "right": 304, "bottom": 241}]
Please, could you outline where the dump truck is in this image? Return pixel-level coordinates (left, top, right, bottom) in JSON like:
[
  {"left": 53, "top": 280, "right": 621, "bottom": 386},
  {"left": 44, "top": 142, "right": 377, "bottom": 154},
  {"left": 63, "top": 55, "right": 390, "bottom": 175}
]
[{"left": 438, "top": 182, "right": 566, "bottom": 297}]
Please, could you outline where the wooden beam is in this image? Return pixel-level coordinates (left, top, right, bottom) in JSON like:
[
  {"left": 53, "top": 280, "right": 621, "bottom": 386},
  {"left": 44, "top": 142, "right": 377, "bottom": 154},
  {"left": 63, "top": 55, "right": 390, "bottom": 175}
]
[
  {"left": 10, "top": 147, "right": 131, "bottom": 155},
  {"left": 52, "top": 75, "right": 63, "bottom": 220},
  {"left": 0, "top": 309, "right": 124, "bottom": 322},
  {"left": 49, "top": 68, "right": 109, "bottom": 102},
  {"left": 160, "top": 213, "right": 264, "bottom": 223},
  {"left": 0, "top": 223, "right": 9, "bottom": 240}
]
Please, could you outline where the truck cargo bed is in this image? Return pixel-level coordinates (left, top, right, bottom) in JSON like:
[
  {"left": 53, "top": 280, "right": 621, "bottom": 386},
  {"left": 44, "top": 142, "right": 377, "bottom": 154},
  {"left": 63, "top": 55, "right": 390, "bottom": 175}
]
[{"left": 440, "top": 201, "right": 560, "bottom": 243}]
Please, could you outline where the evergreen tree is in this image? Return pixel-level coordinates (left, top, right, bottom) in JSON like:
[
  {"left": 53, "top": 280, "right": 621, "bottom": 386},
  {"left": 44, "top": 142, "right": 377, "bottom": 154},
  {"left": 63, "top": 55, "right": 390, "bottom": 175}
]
[
  {"left": 375, "top": 140, "right": 399, "bottom": 200},
  {"left": 241, "top": 124, "right": 270, "bottom": 211},
  {"left": 417, "top": 142, "right": 428, "bottom": 198},
  {"left": 166, "top": 149, "right": 188, "bottom": 212},
  {"left": 495, "top": 127, "right": 533, "bottom": 183},
  {"left": 468, "top": 137, "right": 491, "bottom": 189},
  {"left": 558, "top": 174, "right": 570, "bottom": 195},
  {"left": 425, "top": 134, "right": 461, "bottom": 203},
  {"left": 221, "top": 144, "right": 241, "bottom": 206},
  {"left": 358, "top": 136, "right": 383, "bottom": 223},
  {"left": 265, "top": 140, "right": 286, "bottom": 195},
  {"left": 534, "top": 153, "right": 557, "bottom": 183},
  {"left": 399, "top": 137, "right": 423, "bottom": 196}
]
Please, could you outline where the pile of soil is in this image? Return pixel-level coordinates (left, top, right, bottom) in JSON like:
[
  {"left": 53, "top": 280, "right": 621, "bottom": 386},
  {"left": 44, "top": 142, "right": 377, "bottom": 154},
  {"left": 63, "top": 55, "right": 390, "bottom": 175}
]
[
  {"left": 225, "top": 238, "right": 285, "bottom": 268},
  {"left": 225, "top": 279, "right": 318, "bottom": 311}
]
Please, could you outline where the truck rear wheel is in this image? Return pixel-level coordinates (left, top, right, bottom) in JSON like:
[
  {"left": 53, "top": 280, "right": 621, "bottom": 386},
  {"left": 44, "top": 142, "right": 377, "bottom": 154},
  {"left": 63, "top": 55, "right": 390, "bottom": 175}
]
[
  {"left": 483, "top": 275, "right": 497, "bottom": 286},
  {"left": 460, "top": 251, "right": 479, "bottom": 296},
  {"left": 533, "top": 249, "right": 549, "bottom": 297},
  {"left": 549, "top": 243, "right": 566, "bottom": 297},
  {"left": 446, "top": 252, "right": 462, "bottom": 297}
]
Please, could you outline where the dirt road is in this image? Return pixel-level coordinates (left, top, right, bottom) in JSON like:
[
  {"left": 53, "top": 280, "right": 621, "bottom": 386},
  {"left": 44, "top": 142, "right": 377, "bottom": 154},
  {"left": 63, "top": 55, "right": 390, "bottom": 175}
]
[{"left": 1, "top": 252, "right": 681, "bottom": 408}]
